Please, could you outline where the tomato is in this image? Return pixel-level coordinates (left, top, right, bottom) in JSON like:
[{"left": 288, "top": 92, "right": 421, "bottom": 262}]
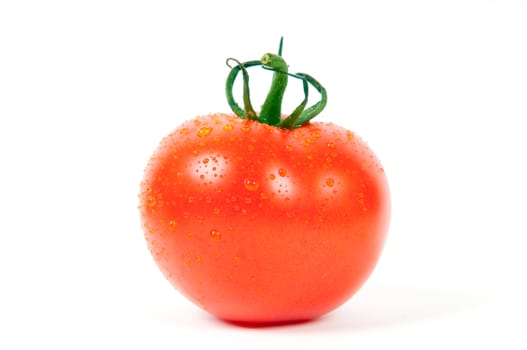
[{"left": 139, "top": 39, "right": 390, "bottom": 324}]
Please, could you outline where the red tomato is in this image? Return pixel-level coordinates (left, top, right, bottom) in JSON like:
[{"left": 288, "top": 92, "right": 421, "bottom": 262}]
[{"left": 139, "top": 113, "right": 390, "bottom": 324}]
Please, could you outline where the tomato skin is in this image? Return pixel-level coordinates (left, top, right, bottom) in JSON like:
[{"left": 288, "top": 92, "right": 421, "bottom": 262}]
[{"left": 140, "top": 113, "right": 390, "bottom": 324}]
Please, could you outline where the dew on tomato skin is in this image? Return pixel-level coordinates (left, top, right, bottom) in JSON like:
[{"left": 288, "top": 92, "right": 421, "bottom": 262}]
[
  {"left": 241, "top": 125, "right": 251, "bottom": 133},
  {"left": 169, "top": 220, "right": 177, "bottom": 230},
  {"left": 312, "top": 131, "right": 321, "bottom": 139},
  {"left": 179, "top": 128, "right": 188, "bottom": 135},
  {"left": 247, "top": 144, "right": 255, "bottom": 152},
  {"left": 223, "top": 124, "right": 234, "bottom": 131},
  {"left": 278, "top": 168, "right": 287, "bottom": 177},
  {"left": 183, "top": 211, "right": 190, "bottom": 218},
  {"left": 243, "top": 178, "right": 260, "bottom": 191},
  {"left": 146, "top": 195, "right": 156, "bottom": 207},
  {"left": 326, "top": 178, "right": 335, "bottom": 187},
  {"left": 196, "top": 215, "right": 204, "bottom": 223},
  {"left": 327, "top": 142, "right": 336, "bottom": 149},
  {"left": 269, "top": 174, "right": 276, "bottom": 180},
  {"left": 210, "top": 229, "right": 221, "bottom": 240},
  {"left": 285, "top": 144, "right": 293, "bottom": 152},
  {"left": 197, "top": 126, "right": 213, "bottom": 137}
]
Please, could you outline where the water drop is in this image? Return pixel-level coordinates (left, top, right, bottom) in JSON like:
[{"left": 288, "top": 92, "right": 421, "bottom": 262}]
[
  {"left": 269, "top": 174, "right": 276, "bottom": 180},
  {"left": 247, "top": 144, "right": 255, "bottom": 152},
  {"left": 241, "top": 125, "right": 251, "bottom": 132},
  {"left": 169, "top": 220, "right": 177, "bottom": 230},
  {"left": 224, "top": 124, "right": 234, "bottom": 131},
  {"left": 202, "top": 158, "right": 209, "bottom": 164},
  {"left": 197, "top": 126, "right": 213, "bottom": 137},
  {"left": 285, "top": 144, "right": 293, "bottom": 152},
  {"left": 326, "top": 178, "right": 335, "bottom": 187},
  {"left": 327, "top": 142, "right": 336, "bottom": 149},
  {"left": 146, "top": 195, "right": 156, "bottom": 207},
  {"left": 244, "top": 178, "right": 260, "bottom": 191},
  {"left": 196, "top": 215, "right": 204, "bottom": 222},
  {"left": 278, "top": 168, "right": 287, "bottom": 177},
  {"left": 210, "top": 229, "right": 221, "bottom": 240}
]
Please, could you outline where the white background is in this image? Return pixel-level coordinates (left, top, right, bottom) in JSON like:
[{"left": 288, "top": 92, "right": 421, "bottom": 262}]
[{"left": 1, "top": 0, "right": 526, "bottom": 349}]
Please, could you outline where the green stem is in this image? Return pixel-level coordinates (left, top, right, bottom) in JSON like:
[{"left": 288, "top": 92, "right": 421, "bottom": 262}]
[
  {"left": 258, "top": 53, "right": 288, "bottom": 125},
  {"left": 225, "top": 38, "right": 328, "bottom": 129}
]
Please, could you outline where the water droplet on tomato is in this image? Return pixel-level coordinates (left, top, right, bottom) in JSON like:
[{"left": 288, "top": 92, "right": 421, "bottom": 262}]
[
  {"left": 243, "top": 178, "right": 259, "bottom": 191},
  {"left": 223, "top": 124, "right": 234, "bottom": 131},
  {"left": 269, "top": 174, "right": 276, "bottom": 180},
  {"left": 169, "top": 220, "right": 177, "bottom": 230},
  {"left": 326, "top": 178, "right": 335, "bottom": 187},
  {"left": 278, "top": 168, "right": 287, "bottom": 177},
  {"left": 210, "top": 229, "right": 221, "bottom": 240},
  {"left": 179, "top": 128, "right": 188, "bottom": 135},
  {"left": 285, "top": 144, "right": 293, "bottom": 152},
  {"left": 327, "top": 142, "right": 336, "bottom": 149},
  {"left": 241, "top": 125, "right": 251, "bottom": 133},
  {"left": 202, "top": 158, "right": 209, "bottom": 164},
  {"left": 197, "top": 126, "right": 213, "bottom": 137},
  {"left": 146, "top": 195, "right": 156, "bottom": 207},
  {"left": 196, "top": 215, "right": 204, "bottom": 222},
  {"left": 247, "top": 144, "right": 255, "bottom": 152}
]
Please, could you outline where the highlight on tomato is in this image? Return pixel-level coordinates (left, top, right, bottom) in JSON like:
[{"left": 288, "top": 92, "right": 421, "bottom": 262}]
[{"left": 139, "top": 38, "right": 391, "bottom": 325}]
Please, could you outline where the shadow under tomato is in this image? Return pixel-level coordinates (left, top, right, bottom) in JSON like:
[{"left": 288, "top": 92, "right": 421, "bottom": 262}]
[{"left": 220, "top": 318, "right": 317, "bottom": 329}]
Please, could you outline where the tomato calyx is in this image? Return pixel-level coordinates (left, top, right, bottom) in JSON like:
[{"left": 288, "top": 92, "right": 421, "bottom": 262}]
[{"left": 225, "top": 37, "right": 328, "bottom": 130}]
